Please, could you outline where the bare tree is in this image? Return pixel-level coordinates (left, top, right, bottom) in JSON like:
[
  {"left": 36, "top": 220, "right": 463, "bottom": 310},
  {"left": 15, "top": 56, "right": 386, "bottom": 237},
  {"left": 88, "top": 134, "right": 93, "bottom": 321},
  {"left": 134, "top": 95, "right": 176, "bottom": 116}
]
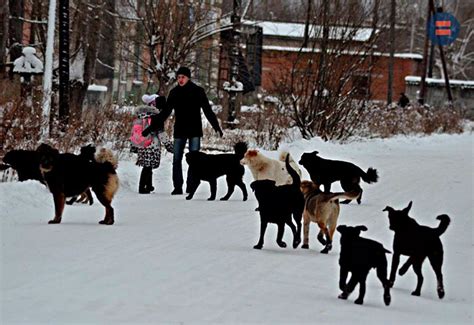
[
  {"left": 114, "top": 0, "right": 221, "bottom": 96},
  {"left": 269, "top": 0, "right": 383, "bottom": 140}
]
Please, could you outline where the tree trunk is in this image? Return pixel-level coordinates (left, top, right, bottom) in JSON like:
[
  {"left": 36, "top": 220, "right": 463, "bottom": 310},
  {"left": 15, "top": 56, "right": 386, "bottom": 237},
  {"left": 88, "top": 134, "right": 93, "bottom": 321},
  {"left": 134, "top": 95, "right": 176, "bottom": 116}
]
[
  {"left": 0, "top": 1, "right": 9, "bottom": 76},
  {"left": 69, "top": 0, "right": 104, "bottom": 121}
]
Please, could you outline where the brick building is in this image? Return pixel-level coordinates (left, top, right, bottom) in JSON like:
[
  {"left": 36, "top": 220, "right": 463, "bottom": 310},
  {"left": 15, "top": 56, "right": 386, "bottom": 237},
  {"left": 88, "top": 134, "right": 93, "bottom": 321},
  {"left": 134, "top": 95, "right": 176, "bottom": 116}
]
[{"left": 233, "top": 20, "right": 423, "bottom": 102}]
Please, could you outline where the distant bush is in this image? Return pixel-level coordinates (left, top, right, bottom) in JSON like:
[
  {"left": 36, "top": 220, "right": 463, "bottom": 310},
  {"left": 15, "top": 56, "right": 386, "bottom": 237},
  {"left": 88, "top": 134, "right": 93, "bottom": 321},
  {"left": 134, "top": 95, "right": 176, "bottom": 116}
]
[{"left": 360, "top": 104, "right": 464, "bottom": 138}]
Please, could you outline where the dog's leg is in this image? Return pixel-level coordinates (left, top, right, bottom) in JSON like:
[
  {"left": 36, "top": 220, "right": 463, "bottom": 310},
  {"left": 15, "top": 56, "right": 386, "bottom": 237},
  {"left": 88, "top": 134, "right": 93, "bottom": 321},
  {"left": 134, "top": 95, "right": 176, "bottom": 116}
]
[
  {"left": 399, "top": 257, "right": 412, "bottom": 276},
  {"left": 94, "top": 191, "right": 115, "bottom": 225},
  {"left": 285, "top": 218, "right": 300, "bottom": 249},
  {"left": 276, "top": 221, "right": 287, "bottom": 248},
  {"left": 185, "top": 180, "right": 200, "bottom": 200},
  {"left": 428, "top": 252, "right": 445, "bottom": 299},
  {"left": 323, "top": 183, "right": 331, "bottom": 193},
  {"left": 49, "top": 192, "right": 66, "bottom": 224},
  {"left": 254, "top": 220, "right": 267, "bottom": 249},
  {"left": 66, "top": 196, "right": 77, "bottom": 205},
  {"left": 389, "top": 253, "right": 400, "bottom": 287},
  {"left": 354, "top": 274, "right": 368, "bottom": 305},
  {"left": 411, "top": 259, "right": 424, "bottom": 296},
  {"left": 302, "top": 214, "right": 310, "bottom": 249},
  {"left": 318, "top": 222, "right": 328, "bottom": 245},
  {"left": 339, "top": 267, "right": 349, "bottom": 292},
  {"left": 207, "top": 179, "right": 217, "bottom": 201},
  {"left": 236, "top": 180, "right": 248, "bottom": 201},
  {"left": 220, "top": 177, "right": 235, "bottom": 201},
  {"left": 85, "top": 188, "right": 94, "bottom": 205},
  {"left": 293, "top": 208, "right": 303, "bottom": 245},
  {"left": 376, "top": 261, "right": 391, "bottom": 306},
  {"left": 339, "top": 273, "right": 358, "bottom": 300}
]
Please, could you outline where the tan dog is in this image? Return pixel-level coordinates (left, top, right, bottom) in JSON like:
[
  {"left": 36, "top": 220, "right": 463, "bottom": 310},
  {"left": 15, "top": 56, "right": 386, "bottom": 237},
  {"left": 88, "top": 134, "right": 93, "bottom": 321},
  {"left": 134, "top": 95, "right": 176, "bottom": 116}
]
[
  {"left": 300, "top": 180, "right": 359, "bottom": 253},
  {"left": 240, "top": 149, "right": 302, "bottom": 186}
]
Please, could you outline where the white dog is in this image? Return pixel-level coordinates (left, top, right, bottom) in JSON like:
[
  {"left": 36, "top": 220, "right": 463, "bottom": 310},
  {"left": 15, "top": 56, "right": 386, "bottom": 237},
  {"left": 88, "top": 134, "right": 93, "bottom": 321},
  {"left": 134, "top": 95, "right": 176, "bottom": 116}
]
[{"left": 240, "top": 149, "right": 302, "bottom": 186}]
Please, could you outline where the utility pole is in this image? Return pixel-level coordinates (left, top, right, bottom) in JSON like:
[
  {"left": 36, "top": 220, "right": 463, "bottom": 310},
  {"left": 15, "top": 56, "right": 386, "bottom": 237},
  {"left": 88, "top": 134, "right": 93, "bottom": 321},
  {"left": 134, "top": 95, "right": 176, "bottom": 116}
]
[
  {"left": 41, "top": 0, "right": 57, "bottom": 141},
  {"left": 387, "top": 0, "right": 396, "bottom": 104},
  {"left": 226, "top": 0, "right": 242, "bottom": 128},
  {"left": 59, "top": 0, "right": 70, "bottom": 126},
  {"left": 418, "top": 0, "right": 433, "bottom": 105}
]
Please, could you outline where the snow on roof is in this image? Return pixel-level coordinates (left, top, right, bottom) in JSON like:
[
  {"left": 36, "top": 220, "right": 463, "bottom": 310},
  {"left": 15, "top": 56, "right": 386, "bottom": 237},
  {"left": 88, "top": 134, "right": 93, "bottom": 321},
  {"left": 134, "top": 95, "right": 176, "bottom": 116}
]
[
  {"left": 405, "top": 76, "right": 474, "bottom": 88},
  {"left": 244, "top": 20, "right": 376, "bottom": 42},
  {"left": 13, "top": 46, "right": 43, "bottom": 74},
  {"left": 262, "top": 45, "right": 422, "bottom": 59},
  {"left": 87, "top": 84, "right": 108, "bottom": 92}
]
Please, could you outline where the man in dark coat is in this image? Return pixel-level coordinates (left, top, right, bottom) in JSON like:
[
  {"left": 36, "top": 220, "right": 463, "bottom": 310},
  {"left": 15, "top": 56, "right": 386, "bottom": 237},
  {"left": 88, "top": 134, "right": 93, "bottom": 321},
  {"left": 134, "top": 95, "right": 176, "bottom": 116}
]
[{"left": 143, "top": 66, "right": 223, "bottom": 195}]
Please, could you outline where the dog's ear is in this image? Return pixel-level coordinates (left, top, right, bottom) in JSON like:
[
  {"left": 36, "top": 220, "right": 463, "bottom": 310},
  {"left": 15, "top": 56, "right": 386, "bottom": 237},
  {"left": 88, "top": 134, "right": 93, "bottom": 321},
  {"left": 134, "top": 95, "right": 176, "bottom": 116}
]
[
  {"left": 250, "top": 181, "right": 257, "bottom": 191},
  {"left": 403, "top": 201, "right": 413, "bottom": 214},
  {"left": 336, "top": 225, "right": 346, "bottom": 233},
  {"left": 312, "top": 150, "right": 319, "bottom": 155},
  {"left": 383, "top": 206, "right": 394, "bottom": 213},
  {"left": 356, "top": 225, "right": 368, "bottom": 232}
]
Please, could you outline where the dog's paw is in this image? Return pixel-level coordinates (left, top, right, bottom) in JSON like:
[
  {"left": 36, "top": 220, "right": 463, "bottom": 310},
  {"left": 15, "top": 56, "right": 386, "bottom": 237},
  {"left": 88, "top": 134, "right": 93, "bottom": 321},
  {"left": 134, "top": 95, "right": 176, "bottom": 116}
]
[
  {"left": 186, "top": 195, "right": 193, "bottom": 200},
  {"left": 301, "top": 243, "right": 309, "bottom": 249},
  {"left": 243, "top": 196, "right": 247, "bottom": 201},
  {"left": 48, "top": 219, "right": 61, "bottom": 224},
  {"left": 384, "top": 292, "right": 391, "bottom": 306},
  {"left": 354, "top": 298, "right": 364, "bottom": 305},
  {"left": 99, "top": 219, "right": 114, "bottom": 225},
  {"left": 219, "top": 196, "right": 229, "bottom": 201},
  {"left": 437, "top": 286, "right": 445, "bottom": 299},
  {"left": 253, "top": 244, "right": 263, "bottom": 250},
  {"left": 399, "top": 267, "right": 409, "bottom": 276},
  {"left": 293, "top": 239, "right": 301, "bottom": 249},
  {"left": 277, "top": 241, "right": 287, "bottom": 248},
  {"left": 207, "top": 197, "right": 216, "bottom": 201},
  {"left": 338, "top": 292, "right": 348, "bottom": 300},
  {"left": 411, "top": 290, "right": 421, "bottom": 297}
]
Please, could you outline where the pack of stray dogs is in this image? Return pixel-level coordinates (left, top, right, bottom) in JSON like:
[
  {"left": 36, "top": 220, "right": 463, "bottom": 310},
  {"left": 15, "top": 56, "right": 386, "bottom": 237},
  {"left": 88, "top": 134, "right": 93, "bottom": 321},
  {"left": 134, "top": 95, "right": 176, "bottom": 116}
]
[{"left": 1, "top": 141, "right": 451, "bottom": 307}]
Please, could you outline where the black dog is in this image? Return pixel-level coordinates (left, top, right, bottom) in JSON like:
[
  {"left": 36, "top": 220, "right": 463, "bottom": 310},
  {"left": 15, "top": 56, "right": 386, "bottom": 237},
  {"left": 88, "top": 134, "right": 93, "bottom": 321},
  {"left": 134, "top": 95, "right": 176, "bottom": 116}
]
[
  {"left": 36, "top": 143, "right": 119, "bottom": 225},
  {"left": 185, "top": 142, "right": 248, "bottom": 201},
  {"left": 298, "top": 151, "right": 378, "bottom": 204},
  {"left": 250, "top": 154, "right": 303, "bottom": 250},
  {"left": 2, "top": 149, "right": 44, "bottom": 183},
  {"left": 337, "top": 225, "right": 391, "bottom": 306},
  {"left": 383, "top": 202, "right": 450, "bottom": 299}
]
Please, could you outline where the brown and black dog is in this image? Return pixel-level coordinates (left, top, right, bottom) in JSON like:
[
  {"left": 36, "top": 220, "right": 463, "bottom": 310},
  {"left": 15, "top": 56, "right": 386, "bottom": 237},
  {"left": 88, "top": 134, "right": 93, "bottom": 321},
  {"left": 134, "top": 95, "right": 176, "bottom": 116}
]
[
  {"left": 36, "top": 143, "right": 119, "bottom": 225},
  {"left": 300, "top": 180, "right": 359, "bottom": 253}
]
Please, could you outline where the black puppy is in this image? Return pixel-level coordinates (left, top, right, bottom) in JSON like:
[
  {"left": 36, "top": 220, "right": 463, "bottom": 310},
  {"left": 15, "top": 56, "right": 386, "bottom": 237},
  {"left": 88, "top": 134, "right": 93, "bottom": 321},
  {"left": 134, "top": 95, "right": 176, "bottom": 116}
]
[
  {"left": 37, "top": 143, "right": 119, "bottom": 225},
  {"left": 383, "top": 202, "right": 450, "bottom": 299},
  {"left": 185, "top": 142, "right": 248, "bottom": 201},
  {"left": 337, "top": 225, "right": 391, "bottom": 306},
  {"left": 2, "top": 149, "right": 44, "bottom": 183},
  {"left": 251, "top": 154, "right": 303, "bottom": 250},
  {"left": 298, "top": 151, "right": 378, "bottom": 204}
]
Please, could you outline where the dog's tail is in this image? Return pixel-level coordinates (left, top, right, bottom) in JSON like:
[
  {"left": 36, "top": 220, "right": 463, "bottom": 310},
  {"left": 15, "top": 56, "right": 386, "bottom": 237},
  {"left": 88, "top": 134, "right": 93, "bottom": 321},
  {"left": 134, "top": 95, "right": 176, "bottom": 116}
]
[
  {"left": 234, "top": 142, "right": 248, "bottom": 160},
  {"left": 326, "top": 190, "right": 361, "bottom": 202},
  {"left": 361, "top": 167, "right": 378, "bottom": 184},
  {"left": 95, "top": 148, "right": 118, "bottom": 170},
  {"left": 285, "top": 154, "right": 301, "bottom": 188},
  {"left": 435, "top": 214, "right": 450, "bottom": 236}
]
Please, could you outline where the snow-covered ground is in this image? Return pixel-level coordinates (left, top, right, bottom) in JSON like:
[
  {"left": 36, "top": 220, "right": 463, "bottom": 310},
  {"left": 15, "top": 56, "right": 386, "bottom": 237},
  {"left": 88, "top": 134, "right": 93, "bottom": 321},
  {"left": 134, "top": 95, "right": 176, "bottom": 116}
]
[{"left": 1, "top": 133, "right": 472, "bottom": 324}]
